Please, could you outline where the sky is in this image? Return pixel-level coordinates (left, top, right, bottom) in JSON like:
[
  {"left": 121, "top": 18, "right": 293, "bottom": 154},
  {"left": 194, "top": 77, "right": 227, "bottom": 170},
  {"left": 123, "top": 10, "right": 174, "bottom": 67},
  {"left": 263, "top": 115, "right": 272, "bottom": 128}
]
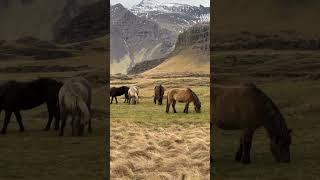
[{"left": 110, "top": 0, "right": 210, "bottom": 9}]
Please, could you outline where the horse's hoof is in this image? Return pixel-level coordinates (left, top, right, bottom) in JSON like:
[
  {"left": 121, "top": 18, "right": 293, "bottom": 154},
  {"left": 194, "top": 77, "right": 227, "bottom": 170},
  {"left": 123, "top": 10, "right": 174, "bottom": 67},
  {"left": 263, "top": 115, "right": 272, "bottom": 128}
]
[
  {"left": 241, "top": 159, "right": 251, "bottom": 164},
  {"left": 0, "top": 131, "right": 6, "bottom": 135},
  {"left": 43, "top": 128, "right": 50, "bottom": 131},
  {"left": 235, "top": 155, "right": 242, "bottom": 162}
]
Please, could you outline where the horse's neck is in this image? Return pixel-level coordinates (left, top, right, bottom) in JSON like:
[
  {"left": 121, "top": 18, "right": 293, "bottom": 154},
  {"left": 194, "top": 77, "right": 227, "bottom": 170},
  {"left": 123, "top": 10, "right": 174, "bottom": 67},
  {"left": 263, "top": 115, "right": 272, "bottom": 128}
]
[{"left": 263, "top": 114, "right": 288, "bottom": 139}]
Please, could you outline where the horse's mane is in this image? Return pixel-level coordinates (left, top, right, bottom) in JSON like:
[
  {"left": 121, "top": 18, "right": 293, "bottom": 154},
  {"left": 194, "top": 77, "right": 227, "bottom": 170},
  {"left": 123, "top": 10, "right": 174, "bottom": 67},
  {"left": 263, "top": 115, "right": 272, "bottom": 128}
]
[
  {"left": 253, "top": 86, "right": 289, "bottom": 138},
  {"left": 187, "top": 88, "right": 201, "bottom": 107}
]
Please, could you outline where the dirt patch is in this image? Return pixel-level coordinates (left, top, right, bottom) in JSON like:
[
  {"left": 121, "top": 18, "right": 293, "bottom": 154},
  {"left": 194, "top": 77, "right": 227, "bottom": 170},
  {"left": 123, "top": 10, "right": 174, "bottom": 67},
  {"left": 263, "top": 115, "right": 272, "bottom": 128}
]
[{"left": 111, "top": 120, "right": 210, "bottom": 179}]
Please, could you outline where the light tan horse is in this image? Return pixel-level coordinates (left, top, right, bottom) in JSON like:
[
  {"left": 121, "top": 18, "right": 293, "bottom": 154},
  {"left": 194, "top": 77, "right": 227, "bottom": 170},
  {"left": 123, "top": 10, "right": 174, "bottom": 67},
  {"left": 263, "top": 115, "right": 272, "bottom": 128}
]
[
  {"left": 128, "top": 85, "right": 139, "bottom": 104},
  {"left": 212, "top": 83, "right": 292, "bottom": 164},
  {"left": 166, "top": 88, "right": 201, "bottom": 113},
  {"left": 58, "top": 77, "right": 92, "bottom": 136}
]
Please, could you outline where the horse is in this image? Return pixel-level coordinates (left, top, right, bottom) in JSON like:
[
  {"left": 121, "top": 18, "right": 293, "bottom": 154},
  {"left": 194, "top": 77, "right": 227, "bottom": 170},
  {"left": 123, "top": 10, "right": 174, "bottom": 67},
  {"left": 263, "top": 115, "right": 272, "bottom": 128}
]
[
  {"left": 212, "top": 83, "right": 292, "bottom": 164},
  {"left": 154, "top": 85, "right": 165, "bottom": 105},
  {"left": 166, "top": 88, "right": 201, "bottom": 113},
  {"left": 128, "top": 86, "right": 139, "bottom": 105},
  {"left": 0, "top": 78, "right": 62, "bottom": 134},
  {"left": 58, "top": 77, "right": 92, "bottom": 136},
  {"left": 110, "top": 86, "right": 129, "bottom": 104}
]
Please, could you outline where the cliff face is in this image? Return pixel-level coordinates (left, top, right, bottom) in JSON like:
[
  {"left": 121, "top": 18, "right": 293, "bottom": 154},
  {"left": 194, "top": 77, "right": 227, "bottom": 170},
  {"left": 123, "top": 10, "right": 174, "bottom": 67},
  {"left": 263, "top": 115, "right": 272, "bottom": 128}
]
[
  {"left": 54, "top": 0, "right": 108, "bottom": 43},
  {"left": 128, "top": 23, "right": 210, "bottom": 75},
  {"left": 175, "top": 23, "right": 210, "bottom": 52},
  {"left": 110, "top": 4, "right": 176, "bottom": 74}
]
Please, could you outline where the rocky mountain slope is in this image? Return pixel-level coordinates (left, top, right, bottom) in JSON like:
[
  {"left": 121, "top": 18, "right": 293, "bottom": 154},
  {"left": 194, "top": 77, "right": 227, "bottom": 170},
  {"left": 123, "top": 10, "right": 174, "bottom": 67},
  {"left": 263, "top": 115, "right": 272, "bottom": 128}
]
[
  {"left": 110, "top": 3, "right": 176, "bottom": 74},
  {"left": 0, "top": 0, "right": 100, "bottom": 41},
  {"left": 129, "top": 23, "right": 210, "bottom": 75}
]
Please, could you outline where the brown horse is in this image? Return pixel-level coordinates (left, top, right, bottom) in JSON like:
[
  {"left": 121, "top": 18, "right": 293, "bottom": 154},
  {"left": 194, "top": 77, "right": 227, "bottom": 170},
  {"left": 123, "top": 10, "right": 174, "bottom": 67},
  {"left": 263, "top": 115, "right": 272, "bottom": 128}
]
[
  {"left": 166, "top": 88, "right": 201, "bottom": 113},
  {"left": 212, "top": 83, "right": 292, "bottom": 164},
  {"left": 154, "top": 85, "right": 165, "bottom": 105}
]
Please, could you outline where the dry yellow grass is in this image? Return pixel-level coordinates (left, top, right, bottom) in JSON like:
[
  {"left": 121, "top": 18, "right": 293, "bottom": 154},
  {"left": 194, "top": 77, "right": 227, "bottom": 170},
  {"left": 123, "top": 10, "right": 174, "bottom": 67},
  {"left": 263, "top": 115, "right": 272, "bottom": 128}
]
[
  {"left": 143, "top": 49, "right": 209, "bottom": 76},
  {"left": 111, "top": 120, "right": 210, "bottom": 180}
]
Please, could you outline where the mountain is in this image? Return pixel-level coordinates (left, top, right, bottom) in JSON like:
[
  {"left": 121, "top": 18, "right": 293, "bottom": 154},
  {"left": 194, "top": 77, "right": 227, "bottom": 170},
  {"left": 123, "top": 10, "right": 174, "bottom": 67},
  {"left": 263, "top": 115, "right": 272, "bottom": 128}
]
[
  {"left": 131, "top": 0, "right": 210, "bottom": 33},
  {"left": 129, "top": 23, "right": 210, "bottom": 75},
  {"left": 54, "top": 0, "right": 108, "bottom": 43},
  {"left": 110, "top": 3, "right": 176, "bottom": 74},
  {"left": 0, "top": 0, "right": 100, "bottom": 41}
]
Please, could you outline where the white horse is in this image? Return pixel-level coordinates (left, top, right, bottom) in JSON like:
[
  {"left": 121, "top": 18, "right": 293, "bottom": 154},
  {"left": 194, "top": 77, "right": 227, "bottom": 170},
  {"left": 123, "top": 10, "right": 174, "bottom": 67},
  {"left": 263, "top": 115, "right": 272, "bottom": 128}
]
[
  {"left": 58, "top": 77, "right": 92, "bottom": 136},
  {"left": 128, "top": 86, "right": 139, "bottom": 104}
]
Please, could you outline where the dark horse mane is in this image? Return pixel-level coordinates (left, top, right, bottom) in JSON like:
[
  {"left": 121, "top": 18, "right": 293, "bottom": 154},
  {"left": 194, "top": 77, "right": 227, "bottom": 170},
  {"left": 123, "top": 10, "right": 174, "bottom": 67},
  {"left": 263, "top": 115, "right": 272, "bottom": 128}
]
[
  {"left": 252, "top": 85, "right": 290, "bottom": 138},
  {"left": 187, "top": 88, "right": 201, "bottom": 108}
]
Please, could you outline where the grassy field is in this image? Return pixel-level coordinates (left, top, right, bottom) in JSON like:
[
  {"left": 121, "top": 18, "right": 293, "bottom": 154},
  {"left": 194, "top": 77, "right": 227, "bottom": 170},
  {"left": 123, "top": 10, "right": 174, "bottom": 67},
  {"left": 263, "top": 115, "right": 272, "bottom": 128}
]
[
  {"left": 0, "top": 38, "right": 108, "bottom": 180},
  {"left": 212, "top": 50, "right": 320, "bottom": 179},
  {"left": 110, "top": 75, "right": 210, "bottom": 179}
]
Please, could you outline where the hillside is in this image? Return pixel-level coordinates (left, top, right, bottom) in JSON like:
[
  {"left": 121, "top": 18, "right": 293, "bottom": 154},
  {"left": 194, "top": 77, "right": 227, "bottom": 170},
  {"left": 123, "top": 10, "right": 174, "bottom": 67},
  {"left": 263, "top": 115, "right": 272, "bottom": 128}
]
[
  {"left": 0, "top": 0, "right": 101, "bottom": 41},
  {"left": 110, "top": 3, "right": 176, "bottom": 74},
  {"left": 140, "top": 23, "right": 210, "bottom": 76}
]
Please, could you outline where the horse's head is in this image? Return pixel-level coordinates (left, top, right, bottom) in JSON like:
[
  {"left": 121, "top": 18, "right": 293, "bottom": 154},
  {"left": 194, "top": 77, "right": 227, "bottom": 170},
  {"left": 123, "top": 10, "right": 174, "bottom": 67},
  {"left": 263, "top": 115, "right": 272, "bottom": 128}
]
[
  {"left": 195, "top": 103, "right": 201, "bottom": 113},
  {"left": 270, "top": 129, "right": 292, "bottom": 163}
]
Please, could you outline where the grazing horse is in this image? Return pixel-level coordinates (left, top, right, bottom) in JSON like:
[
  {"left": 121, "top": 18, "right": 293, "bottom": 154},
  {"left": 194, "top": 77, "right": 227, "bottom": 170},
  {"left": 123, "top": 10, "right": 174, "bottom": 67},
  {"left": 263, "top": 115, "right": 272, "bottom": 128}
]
[
  {"left": 58, "top": 77, "right": 92, "bottom": 136},
  {"left": 0, "top": 78, "right": 62, "bottom": 134},
  {"left": 110, "top": 86, "right": 129, "bottom": 104},
  {"left": 166, "top": 88, "right": 201, "bottom": 113},
  {"left": 154, "top": 85, "right": 165, "bottom": 105},
  {"left": 128, "top": 86, "right": 139, "bottom": 104},
  {"left": 212, "top": 83, "right": 292, "bottom": 164}
]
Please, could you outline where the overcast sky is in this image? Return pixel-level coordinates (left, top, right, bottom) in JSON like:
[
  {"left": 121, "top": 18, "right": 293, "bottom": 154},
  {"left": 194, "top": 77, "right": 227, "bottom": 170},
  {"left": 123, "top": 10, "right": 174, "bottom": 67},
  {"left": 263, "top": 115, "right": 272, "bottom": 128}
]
[{"left": 110, "top": 0, "right": 210, "bottom": 8}]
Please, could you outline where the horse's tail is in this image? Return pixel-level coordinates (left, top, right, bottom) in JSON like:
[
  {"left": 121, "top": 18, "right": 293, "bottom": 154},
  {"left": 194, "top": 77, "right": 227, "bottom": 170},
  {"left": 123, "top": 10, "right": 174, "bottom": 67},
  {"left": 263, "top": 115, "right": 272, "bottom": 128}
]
[
  {"left": 77, "top": 98, "right": 90, "bottom": 124},
  {"left": 135, "top": 92, "right": 139, "bottom": 103},
  {"left": 166, "top": 91, "right": 170, "bottom": 113}
]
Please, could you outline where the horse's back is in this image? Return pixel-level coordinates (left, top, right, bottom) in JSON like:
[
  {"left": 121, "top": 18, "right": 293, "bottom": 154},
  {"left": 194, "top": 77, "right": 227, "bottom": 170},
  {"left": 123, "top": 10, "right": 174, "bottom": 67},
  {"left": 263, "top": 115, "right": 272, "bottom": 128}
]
[
  {"left": 1, "top": 79, "right": 59, "bottom": 110},
  {"left": 167, "top": 88, "right": 192, "bottom": 102},
  {"left": 212, "top": 84, "right": 267, "bottom": 129},
  {"left": 60, "top": 77, "right": 91, "bottom": 107},
  {"left": 128, "top": 86, "right": 138, "bottom": 96}
]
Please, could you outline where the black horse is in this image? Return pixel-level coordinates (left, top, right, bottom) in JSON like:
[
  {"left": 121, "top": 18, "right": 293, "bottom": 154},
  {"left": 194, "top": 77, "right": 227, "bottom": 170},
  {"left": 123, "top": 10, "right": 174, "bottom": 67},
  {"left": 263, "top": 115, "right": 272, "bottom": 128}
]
[
  {"left": 0, "top": 78, "right": 63, "bottom": 134},
  {"left": 110, "top": 86, "right": 129, "bottom": 104},
  {"left": 154, "top": 85, "right": 164, "bottom": 105}
]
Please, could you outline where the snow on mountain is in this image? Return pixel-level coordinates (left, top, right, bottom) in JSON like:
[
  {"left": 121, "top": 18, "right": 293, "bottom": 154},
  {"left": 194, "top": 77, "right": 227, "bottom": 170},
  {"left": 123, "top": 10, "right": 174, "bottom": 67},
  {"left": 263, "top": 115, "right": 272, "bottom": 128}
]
[{"left": 131, "top": 0, "right": 210, "bottom": 33}]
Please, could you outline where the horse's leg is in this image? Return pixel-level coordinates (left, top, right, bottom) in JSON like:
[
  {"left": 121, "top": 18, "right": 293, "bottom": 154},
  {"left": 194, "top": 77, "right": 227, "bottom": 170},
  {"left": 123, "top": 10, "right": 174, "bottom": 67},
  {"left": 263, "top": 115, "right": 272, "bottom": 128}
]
[
  {"left": 172, "top": 100, "right": 177, "bottom": 113},
  {"left": 88, "top": 115, "right": 92, "bottom": 134},
  {"left": 1, "top": 110, "right": 13, "bottom": 134},
  {"left": 241, "top": 129, "right": 255, "bottom": 164},
  {"left": 184, "top": 102, "right": 189, "bottom": 113},
  {"left": 110, "top": 97, "right": 113, "bottom": 104},
  {"left": 166, "top": 98, "right": 170, "bottom": 113},
  {"left": 124, "top": 95, "right": 127, "bottom": 103},
  {"left": 59, "top": 113, "right": 67, "bottom": 136},
  {"left": 44, "top": 104, "right": 53, "bottom": 131},
  {"left": 235, "top": 137, "right": 244, "bottom": 162},
  {"left": 53, "top": 108, "right": 60, "bottom": 130},
  {"left": 14, "top": 111, "right": 24, "bottom": 132},
  {"left": 115, "top": 96, "right": 118, "bottom": 104},
  {"left": 71, "top": 116, "right": 75, "bottom": 136}
]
